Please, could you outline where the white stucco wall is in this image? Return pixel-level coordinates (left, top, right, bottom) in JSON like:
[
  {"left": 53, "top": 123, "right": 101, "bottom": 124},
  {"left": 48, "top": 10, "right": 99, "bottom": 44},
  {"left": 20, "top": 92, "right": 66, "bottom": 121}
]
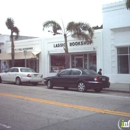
[{"left": 102, "top": 0, "right": 130, "bottom": 83}]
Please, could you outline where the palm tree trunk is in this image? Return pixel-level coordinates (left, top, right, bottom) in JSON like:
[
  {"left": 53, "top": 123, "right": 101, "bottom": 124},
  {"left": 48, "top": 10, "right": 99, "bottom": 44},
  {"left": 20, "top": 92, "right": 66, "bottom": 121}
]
[
  {"left": 64, "top": 34, "right": 70, "bottom": 68},
  {"left": 11, "top": 32, "right": 15, "bottom": 67}
]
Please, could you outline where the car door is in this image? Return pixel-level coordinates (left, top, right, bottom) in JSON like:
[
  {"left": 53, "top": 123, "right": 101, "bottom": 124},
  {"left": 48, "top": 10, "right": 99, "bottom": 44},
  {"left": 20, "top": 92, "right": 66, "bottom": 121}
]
[
  {"left": 69, "top": 69, "right": 82, "bottom": 87},
  {"left": 11, "top": 68, "right": 19, "bottom": 82},
  {"left": 2, "top": 68, "right": 14, "bottom": 82},
  {"left": 53, "top": 69, "right": 71, "bottom": 87}
]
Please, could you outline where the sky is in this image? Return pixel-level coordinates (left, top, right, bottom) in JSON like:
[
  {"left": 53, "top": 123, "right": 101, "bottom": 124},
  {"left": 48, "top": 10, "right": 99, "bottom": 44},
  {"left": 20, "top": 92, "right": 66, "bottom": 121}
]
[{"left": 0, "top": 0, "right": 123, "bottom": 38}]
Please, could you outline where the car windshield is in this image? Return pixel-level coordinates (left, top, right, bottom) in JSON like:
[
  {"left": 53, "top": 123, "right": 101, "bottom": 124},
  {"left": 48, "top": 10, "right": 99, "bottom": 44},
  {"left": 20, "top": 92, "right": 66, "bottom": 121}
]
[
  {"left": 83, "top": 69, "right": 99, "bottom": 75},
  {"left": 20, "top": 68, "right": 35, "bottom": 72}
]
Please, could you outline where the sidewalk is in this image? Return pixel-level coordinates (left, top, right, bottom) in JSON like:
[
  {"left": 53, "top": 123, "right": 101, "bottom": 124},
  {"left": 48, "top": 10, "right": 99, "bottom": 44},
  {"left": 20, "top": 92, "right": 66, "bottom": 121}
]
[{"left": 103, "top": 83, "right": 130, "bottom": 93}]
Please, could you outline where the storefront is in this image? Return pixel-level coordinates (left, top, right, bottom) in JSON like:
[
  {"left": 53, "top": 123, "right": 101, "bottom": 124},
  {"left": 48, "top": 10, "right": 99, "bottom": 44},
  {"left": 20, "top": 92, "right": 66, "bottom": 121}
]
[
  {"left": 49, "top": 53, "right": 96, "bottom": 73},
  {"left": 0, "top": 38, "right": 42, "bottom": 72},
  {"left": 41, "top": 29, "right": 103, "bottom": 77}
]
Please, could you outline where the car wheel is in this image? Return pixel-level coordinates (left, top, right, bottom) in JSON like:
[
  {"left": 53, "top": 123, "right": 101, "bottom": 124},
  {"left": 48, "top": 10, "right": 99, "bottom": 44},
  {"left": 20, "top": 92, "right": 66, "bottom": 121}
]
[
  {"left": 94, "top": 88, "right": 102, "bottom": 93},
  {"left": 0, "top": 77, "right": 2, "bottom": 83},
  {"left": 77, "top": 82, "right": 86, "bottom": 92},
  {"left": 64, "top": 87, "right": 68, "bottom": 90},
  {"left": 47, "top": 80, "right": 53, "bottom": 89},
  {"left": 15, "top": 77, "right": 21, "bottom": 85},
  {"left": 32, "top": 82, "right": 38, "bottom": 86}
]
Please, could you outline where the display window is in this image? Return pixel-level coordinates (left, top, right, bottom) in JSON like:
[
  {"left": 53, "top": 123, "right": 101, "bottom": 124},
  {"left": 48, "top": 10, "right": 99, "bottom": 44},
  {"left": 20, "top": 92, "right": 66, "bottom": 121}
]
[
  {"left": 50, "top": 55, "right": 65, "bottom": 72},
  {"left": 89, "top": 54, "right": 97, "bottom": 72},
  {"left": 71, "top": 53, "right": 96, "bottom": 71}
]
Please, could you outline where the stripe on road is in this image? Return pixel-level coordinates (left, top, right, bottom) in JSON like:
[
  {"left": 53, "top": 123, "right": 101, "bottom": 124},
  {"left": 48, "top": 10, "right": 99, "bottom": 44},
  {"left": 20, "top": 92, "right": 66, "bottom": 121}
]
[{"left": 0, "top": 92, "right": 130, "bottom": 117}]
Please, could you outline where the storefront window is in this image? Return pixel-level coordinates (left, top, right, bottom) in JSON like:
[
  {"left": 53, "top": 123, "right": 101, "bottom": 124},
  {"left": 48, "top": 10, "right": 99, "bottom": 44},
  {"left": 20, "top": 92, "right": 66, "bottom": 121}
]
[
  {"left": 84, "top": 54, "right": 87, "bottom": 69},
  {"left": 50, "top": 55, "right": 65, "bottom": 72},
  {"left": 71, "top": 53, "right": 96, "bottom": 71},
  {"left": 89, "top": 54, "right": 96, "bottom": 72},
  {"left": 117, "top": 47, "right": 129, "bottom": 74}
]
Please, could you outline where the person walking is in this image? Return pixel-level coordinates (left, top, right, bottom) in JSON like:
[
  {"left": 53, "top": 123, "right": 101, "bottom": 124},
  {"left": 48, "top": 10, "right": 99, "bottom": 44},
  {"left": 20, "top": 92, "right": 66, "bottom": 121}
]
[
  {"left": 98, "top": 68, "right": 102, "bottom": 75},
  {"left": 1, "top": 61, "right": 8, "bottom": 72}
]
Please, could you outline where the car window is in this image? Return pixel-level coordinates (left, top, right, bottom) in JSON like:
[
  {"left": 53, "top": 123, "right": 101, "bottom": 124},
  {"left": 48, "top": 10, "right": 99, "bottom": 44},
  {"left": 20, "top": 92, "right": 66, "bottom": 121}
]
[
  {"left": 71, "top": 70, "right": 81, "bottom": 75},
  {"left": 20, "top": 68, "right": 35, "bottom": 72},
  {"left": 83, "top": 69, "right": 98, "bottom": 75},
  {"left": 12, "top": 68, "right": 19, "bottom": 72},
  {"left": 7, "top": 68, "right": 13, "bottom": 72},
  {"left": 59, "top": 70, "right": 71, "bottom": 75}
]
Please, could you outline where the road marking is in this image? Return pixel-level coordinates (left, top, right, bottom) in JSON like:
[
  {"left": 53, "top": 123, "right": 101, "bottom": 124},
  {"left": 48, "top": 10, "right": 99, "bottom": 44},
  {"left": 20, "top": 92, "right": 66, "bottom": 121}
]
[
  {"left": 0, "top": 92, "right": 130, "bottom": 117},
  {"left": 0, "top": 123, "right": 11, "bottom": 129}
]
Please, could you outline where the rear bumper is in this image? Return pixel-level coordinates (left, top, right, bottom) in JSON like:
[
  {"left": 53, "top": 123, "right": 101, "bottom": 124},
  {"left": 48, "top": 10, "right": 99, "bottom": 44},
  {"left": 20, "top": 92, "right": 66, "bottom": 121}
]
[
  {"left": 21, "top": 77, "right": 43, "bottom": 83},
  {"left": 86, "top": 81, "right": 110, "bottom": 89}
]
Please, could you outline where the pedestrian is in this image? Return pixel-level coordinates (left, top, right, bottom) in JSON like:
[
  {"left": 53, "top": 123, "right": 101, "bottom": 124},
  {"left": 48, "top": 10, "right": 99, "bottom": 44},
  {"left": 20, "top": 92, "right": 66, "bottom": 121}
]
[
  {"left": 98, "top": 68, "right": 102, "bottom": 75},
  {"left": 1, "top": 61, "right": 8, "bottom": 72}
]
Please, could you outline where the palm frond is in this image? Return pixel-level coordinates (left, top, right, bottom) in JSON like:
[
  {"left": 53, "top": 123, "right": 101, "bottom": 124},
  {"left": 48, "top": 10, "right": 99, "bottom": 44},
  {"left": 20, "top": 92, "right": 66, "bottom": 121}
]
[
  {"left": 88, "top": 27, "right": 94, "bottom": 38},
  {"left": 43, "top": 20, "right": 62, "bottom": 35},
  {"left": 67, "top": 22, "right": 94, "bottom": 43},
  {"left": 72, "top": 31, "right": 93, "bottom": 44},
  {"left": 126, "top": 0, "right": 130, "bottom": 9},
  {"left": 5, "top": 18, "right": 14, "bottom": 30},
  {"left": 66, "top": 22, "right": 75, "bottom": 32},
  {"left": 12, "top": 27, "right": 19, "bottom": 40}
]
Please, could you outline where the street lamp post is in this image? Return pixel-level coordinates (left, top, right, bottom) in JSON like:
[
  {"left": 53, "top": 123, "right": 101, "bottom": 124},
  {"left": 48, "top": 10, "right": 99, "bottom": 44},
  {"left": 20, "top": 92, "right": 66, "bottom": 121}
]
[{"left": 23, "top": 50, "right": 27, "bottom": 67}]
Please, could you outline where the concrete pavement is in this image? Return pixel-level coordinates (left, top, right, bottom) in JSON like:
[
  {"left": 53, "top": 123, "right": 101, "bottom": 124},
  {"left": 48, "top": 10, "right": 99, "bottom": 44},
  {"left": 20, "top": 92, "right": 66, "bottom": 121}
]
[{"left": 103, "top": 83, "right": 130, "bottom": 93}]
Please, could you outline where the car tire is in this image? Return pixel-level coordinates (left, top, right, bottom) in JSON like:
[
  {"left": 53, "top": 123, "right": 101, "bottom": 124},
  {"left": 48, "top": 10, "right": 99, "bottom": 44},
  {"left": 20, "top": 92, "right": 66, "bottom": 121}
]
[
  {"left": 94, "top": 88, "right": 102, "bottom": 93},
  {"left": 15, "top": 77, "right": 21, "bottom": 85},
  {"left": 0, "top": 77, "right": 2, "bottom": 83},
  {"left": 77, "top": 82, "right": 86, "bottom": 92},
  {"left": 64, "top": 87, "right": 68, "bottom": 90},
  {"left": 32, "top": 82, "right": 38, "bottom": 86},
  {"left": 47, "top": 80, "right": 53, "bottom": 89}
]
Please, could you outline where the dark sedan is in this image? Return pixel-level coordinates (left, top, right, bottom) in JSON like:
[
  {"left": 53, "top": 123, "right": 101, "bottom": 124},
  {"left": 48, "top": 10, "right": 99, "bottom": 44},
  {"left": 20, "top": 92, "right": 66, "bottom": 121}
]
[{"left": 44, "top": 68, "right": 110, "bottom": 92}]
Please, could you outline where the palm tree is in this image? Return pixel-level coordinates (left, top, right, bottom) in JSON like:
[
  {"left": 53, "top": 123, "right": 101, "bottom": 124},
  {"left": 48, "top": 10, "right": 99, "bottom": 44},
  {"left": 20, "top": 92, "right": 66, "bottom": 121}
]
[
  {"left": 126, "top": 0, "right": 130, "bottom": 9},
  {"left": 5, "top": 18, "right": 19, "bottom": 67},
  {"left": 43, "top": 20, "right": 94, "bottom": 68}
]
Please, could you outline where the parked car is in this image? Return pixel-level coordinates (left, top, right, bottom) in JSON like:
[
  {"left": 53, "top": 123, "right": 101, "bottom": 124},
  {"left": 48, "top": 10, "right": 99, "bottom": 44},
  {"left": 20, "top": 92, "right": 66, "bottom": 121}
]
[
  {"left": 44, "top": 68, "right": 110, "bottom": 92},
  {"left": 0, "top": 67, "right": 43, "bottom": 86}
]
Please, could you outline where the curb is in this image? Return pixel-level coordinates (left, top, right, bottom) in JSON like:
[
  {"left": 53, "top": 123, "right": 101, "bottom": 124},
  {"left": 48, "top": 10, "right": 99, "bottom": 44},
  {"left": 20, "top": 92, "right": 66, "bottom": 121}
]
[
  {"left": 103, "top": 89, "right": 130, "bottom": 94},
  {"left": 39, "top": 83, "right": 130, "bottom": 93}
]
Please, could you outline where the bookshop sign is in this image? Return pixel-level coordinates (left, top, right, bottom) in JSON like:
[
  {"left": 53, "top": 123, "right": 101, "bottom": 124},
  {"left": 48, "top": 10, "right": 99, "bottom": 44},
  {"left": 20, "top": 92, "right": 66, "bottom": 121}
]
[{"left": 53, "top": 41, "right": 90, "bottom": 48}]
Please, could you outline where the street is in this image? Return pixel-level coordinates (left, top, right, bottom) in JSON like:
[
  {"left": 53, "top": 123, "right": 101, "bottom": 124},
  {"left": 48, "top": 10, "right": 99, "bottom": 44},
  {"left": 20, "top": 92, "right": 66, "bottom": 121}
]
[{"left": 0, "top": 83, "right": 130, "bottom": 130}]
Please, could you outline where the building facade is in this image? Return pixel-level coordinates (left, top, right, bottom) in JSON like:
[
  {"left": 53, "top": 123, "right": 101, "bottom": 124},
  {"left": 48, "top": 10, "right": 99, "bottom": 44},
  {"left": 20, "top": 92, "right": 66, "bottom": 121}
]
[
  {"left": 41, "top": 30, "right": 103, "bottom": 78},
  {"left": 0, "top": 30, "right": 103, "bottom": 78},
  {"left": 102, "top": 0, "right": 130, "bottom": 83},
  {"left": 0, "top": 36, "right": 41, "bottom": 72}
]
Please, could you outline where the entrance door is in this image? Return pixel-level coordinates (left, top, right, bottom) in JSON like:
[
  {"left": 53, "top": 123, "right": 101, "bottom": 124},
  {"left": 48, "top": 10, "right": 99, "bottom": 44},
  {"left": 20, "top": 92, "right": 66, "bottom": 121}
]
[{"left": 74, "top": 56, "right": 84, "bottom": 68}]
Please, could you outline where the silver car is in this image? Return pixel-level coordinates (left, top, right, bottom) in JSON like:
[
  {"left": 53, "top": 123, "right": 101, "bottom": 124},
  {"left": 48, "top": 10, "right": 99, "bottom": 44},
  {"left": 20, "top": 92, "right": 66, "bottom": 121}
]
[{"left": 0, "top": 67, "right": 43, "bottom": 86}]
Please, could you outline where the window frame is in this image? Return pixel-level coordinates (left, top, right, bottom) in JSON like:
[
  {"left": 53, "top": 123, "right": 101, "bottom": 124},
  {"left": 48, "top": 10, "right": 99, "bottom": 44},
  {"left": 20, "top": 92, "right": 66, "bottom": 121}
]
[{"left": 117, "top": 47, "right": 130, "bottom": 74}]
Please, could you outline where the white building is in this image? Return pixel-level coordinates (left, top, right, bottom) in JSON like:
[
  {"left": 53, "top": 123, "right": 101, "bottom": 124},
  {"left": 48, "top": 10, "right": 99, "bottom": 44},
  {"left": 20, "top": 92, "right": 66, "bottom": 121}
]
[{"left": 102, "top": 0, "right": 130, "bottom": 83}]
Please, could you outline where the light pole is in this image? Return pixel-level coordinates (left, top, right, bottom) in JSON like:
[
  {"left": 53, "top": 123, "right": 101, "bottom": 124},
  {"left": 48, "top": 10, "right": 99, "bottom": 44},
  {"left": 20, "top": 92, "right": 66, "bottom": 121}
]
[{"left": 23, "top": 50, "right": 27, "bottom": 67}]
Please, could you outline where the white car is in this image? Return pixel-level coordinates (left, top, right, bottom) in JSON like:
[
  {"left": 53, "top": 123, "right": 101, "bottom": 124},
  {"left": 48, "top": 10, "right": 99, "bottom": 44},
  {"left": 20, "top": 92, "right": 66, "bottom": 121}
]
[{"left": 0, "top": 67, "right": 43, "bottom": 86}]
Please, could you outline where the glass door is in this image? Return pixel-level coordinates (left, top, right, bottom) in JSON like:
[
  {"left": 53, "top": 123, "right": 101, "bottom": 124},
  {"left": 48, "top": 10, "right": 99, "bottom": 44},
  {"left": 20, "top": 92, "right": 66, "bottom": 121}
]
[{"left": 74, "top": 56, "right": 84, "bottom": 68}]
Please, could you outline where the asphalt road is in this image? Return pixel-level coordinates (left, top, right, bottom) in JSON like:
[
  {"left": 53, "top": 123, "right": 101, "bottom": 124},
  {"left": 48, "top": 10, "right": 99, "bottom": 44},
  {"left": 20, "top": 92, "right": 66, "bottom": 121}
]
[{"left": 0, "top": 83, "right": 130, "bottom": 130}]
